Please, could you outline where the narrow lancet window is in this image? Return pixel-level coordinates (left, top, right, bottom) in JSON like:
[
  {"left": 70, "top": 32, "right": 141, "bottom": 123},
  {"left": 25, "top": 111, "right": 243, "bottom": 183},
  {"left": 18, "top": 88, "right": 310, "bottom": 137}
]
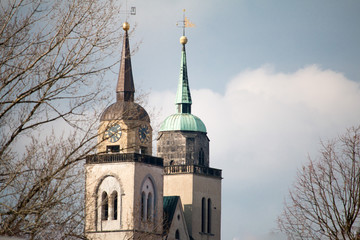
[
  {"left": 101, "top": 192, "right": 108, "bottom": 220},
  {"left": 201, "top": 197, "right": 206, "bottom": 232},
  {"left": 147, "top": 193, "right": 153, "bottom": 221},
  {"left": 112, "top": 191, "right": 118, "bottom": 220},
  {"left": 141, "top": 191, "right": 146, "bottom": 221},
  {"left": 199, "top": 148, "right": 205, "bottom": 165},
  {"left": 207, "top": 198, "right": 212, "bottom": 233}
]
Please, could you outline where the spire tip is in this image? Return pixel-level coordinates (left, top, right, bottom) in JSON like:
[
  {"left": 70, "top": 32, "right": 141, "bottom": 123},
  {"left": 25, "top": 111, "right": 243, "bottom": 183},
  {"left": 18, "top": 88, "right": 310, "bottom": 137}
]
[
  {"left": 123, "top": 22, "right": 130, "bottom": 31},
  {"left": 180, "top": 36, "right": 188, "bottom": 45}
]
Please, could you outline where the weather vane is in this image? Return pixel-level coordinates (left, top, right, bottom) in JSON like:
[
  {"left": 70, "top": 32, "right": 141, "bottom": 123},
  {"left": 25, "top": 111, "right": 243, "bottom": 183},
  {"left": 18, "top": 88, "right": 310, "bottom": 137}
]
[
  {"left": 176, "top": 9, "right": 195, "bottom": 36},
  {"left": 120, "top": 0, "right": 136, "bottom": 21}
]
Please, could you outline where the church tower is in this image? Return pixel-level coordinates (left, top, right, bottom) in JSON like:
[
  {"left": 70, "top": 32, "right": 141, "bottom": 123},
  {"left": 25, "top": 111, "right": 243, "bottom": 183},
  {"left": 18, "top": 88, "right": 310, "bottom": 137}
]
[
  {"left": 85, "top": 22, "right": 163, "bottom": 240},
  {"left": 158, "top": 34, "right": 222, "bottom": 239}
]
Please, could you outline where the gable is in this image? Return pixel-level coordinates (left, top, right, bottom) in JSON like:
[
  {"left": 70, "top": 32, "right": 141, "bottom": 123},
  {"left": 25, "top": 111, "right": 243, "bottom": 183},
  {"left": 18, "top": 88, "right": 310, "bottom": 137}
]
[{"left": 163, "top": 196, "right": 189, "bottom": 240}]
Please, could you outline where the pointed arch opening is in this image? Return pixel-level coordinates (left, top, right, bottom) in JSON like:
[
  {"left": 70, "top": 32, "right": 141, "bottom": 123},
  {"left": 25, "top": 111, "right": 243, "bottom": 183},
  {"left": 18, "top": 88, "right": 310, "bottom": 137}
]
[{"left": 140, "top": 176, "right": 156, "bottom": 223}]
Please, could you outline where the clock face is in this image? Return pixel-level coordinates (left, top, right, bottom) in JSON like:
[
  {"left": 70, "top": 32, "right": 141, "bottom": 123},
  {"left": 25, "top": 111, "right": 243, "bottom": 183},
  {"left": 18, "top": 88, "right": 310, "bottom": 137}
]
[
  {"left": 104, "top": 124, "right": 121, "bottom": 143},
  {"left": 138, "top": 124, "right": 150, "bottom": 143}
]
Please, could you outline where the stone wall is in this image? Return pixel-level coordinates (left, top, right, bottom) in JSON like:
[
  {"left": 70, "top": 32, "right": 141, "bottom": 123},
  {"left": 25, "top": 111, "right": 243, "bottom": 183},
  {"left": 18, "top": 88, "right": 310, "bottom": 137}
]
[
  {"left": 157, "top": 131, "right": 209, "bottom": 167},
  {"left": 85, "top": 160, "right": 163, "bottom": 240}
]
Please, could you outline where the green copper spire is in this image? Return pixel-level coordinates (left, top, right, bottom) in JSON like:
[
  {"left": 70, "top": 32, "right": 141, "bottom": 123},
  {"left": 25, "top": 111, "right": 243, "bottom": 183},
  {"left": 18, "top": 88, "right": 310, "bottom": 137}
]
[
  {"left": 175, "top": 37, "right": 192, "bottom": 113},
  {"left": 159, "top": 34, "right": 207, "bottom": 133}
]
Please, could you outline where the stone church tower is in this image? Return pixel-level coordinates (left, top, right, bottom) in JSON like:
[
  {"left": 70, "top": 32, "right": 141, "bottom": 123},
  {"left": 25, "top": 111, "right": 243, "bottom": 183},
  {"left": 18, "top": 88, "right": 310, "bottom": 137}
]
[
  {"left": 85, "top": 22, "right": 163, "bottom": 240},
  {"left": 158, "top": 35, "right": 222, "bottom": 240},
  {"left": 84, "top": 18, "right": 222, "bottom": 240}
]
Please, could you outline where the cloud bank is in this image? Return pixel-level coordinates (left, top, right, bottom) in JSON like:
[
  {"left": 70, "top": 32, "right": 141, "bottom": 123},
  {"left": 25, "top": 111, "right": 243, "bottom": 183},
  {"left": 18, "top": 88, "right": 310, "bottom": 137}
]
[{"left": 148, "top": 65, "right": 360, "bottom": 239}]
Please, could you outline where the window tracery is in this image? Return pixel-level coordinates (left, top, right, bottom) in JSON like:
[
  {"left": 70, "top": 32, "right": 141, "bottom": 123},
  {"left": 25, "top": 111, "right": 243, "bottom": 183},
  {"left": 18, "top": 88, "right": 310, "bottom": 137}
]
[
  {"left": 140, "top": 176, "right": 155, "bottom": 222},
  {"left": 97, "top": 176, "right": 121, "bottom": 225}
]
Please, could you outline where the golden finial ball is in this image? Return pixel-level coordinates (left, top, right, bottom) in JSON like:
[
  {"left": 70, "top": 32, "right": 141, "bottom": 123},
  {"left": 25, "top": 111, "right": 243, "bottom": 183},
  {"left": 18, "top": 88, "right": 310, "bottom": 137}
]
[
  {"left": 180, "top": 36, "right": 188, "bottom": 45},
  {"left": 123, "top": 22, "right": 130, "bottom": 31}
]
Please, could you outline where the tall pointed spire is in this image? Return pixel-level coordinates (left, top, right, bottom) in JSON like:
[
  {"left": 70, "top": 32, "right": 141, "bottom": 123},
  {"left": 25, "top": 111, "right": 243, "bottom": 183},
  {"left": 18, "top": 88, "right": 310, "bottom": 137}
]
[
  {"left": 159, "top": 12, "right": 206, "bottom": 133},
  {"left": 116, "top": 22, "right": 135, "bottom": 102},
  {"left": 175, "top": 36, "right": 192, "bottom": 114}
]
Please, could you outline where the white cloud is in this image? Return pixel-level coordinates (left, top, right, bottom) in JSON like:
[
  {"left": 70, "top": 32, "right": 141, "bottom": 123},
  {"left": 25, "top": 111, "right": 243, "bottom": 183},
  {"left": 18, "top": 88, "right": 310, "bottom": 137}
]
[{"left": 149, "top": 65, "right": 360, "bottom": 239}]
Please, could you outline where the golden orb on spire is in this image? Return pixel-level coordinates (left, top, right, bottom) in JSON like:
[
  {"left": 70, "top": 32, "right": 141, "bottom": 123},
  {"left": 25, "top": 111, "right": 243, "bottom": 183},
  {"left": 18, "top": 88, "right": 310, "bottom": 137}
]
[
  {"left": 180, "top": 36, "right": 188, "bottom": 45},
  {"left": 123, "top": 22, "right": 130, "bottom": 31}
]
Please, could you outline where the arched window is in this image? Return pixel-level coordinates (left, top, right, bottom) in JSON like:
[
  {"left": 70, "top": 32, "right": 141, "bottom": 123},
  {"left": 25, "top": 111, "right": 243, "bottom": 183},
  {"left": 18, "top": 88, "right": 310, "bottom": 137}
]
[
  {"left": 97, "top": 176, "right": 122, "bottom": 230},
  {"left": 141, "top": 191, "right": 146, "bottom": 221},
  {"left": 140, "top": 176, "right": 155, "bottom": 223},
  {"left": 111, "top": 191, "right": 118, "bottom": 220},
  {"left": 147, "top": 192, "right": 153, "bottom": 220},
  {"left": 207, "top": 198, "right": 212, "bottom": 233},
  {"left": 175, "top": 229, "right": 180, "bottom": 239},
  {"left": 201, "top": 197, "right": 206, "bottom": 232},
  {"left": 101, "top": 192, "right": 108, "bottom": 220},
  {"left": 199, "top": 148, "right": 205, "bottom": 165}
]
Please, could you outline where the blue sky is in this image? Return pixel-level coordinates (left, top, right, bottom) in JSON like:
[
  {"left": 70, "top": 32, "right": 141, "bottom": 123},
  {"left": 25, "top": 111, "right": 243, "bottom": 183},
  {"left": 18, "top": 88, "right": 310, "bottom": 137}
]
[
  {"left": 131, "top": 0, "right": 360, "bottom": 93},
  {"left": 116, "top": 1, "right": 360, "bottom": 239}
]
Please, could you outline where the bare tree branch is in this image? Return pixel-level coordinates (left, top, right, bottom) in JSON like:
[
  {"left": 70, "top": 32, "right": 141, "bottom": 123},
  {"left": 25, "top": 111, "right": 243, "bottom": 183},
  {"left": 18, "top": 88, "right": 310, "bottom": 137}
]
[
  {"left": 278, "top": 126, "right": 360, "bottom": 240},
  {"left": 0, "top": 0, "right": 128, "bottom": 239}
]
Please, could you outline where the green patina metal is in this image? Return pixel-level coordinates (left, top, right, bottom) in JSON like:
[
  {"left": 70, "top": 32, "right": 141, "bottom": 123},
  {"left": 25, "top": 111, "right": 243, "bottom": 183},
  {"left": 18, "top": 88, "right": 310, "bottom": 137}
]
[
  {"left": 175, "top": 45, "right": 192, "bottom": 109},
  {"left": 159, "top": 113, "right": 207, "bottom": 133},
  {"left": 163, "top": 196, "right": 180, "bottom": 233},
  {"left": 160, "top": 38, "right": 207, "bottom": 133}
]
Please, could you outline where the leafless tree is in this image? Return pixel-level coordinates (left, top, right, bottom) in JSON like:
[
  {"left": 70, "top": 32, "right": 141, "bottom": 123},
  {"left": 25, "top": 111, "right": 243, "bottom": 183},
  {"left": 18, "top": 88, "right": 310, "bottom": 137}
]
[
  {"left": 278, "top": 126, "right": 360, "bottom": 240},
  {"left": 0, "top": 0, "right": 126, "bottom": 239}
]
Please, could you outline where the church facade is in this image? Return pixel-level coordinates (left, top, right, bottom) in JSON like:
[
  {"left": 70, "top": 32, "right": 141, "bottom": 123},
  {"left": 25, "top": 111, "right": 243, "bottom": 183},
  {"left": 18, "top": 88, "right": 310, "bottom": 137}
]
[{"left": 84, "top": 22, "right": 222, "bottom": 240}]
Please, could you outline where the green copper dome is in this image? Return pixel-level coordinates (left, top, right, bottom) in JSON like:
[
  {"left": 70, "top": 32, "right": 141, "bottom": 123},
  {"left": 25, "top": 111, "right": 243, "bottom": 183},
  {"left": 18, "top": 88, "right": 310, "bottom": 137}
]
[{"left": 159, "top": 113, "right": 207, "bottom": 133}]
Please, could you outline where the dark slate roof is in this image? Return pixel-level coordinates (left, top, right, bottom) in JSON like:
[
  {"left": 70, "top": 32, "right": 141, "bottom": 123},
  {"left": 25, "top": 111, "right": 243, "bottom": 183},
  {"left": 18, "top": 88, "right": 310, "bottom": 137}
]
[
  {"left": 102, "top": 25, "right": 150, "bottom": 122},
  {"left": 116, "top": 29, "right": 135, "bottom": 102},
  {"left": 100, "top": 101, "right": 150, "bottom": 122},
  {"left": 163, "top": 196, "right": 180, "bottom": 234}
]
